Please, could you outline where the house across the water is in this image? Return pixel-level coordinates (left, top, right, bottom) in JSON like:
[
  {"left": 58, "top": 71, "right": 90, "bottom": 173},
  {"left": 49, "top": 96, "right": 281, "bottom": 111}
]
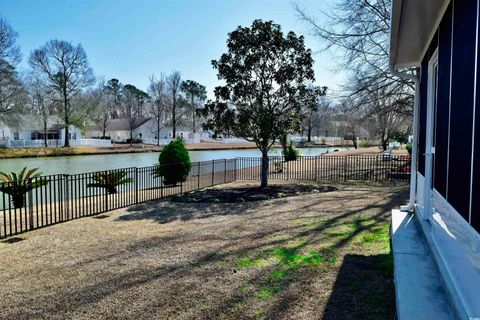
[
  {"left": 85, "top": 118, "right": 198, "bottom": 144},
  {"left": 0, "top": 115, "right": 81, "bottom": 148},
  {"left": 390, "top": 0, "right": 480, "bottom": 319}
]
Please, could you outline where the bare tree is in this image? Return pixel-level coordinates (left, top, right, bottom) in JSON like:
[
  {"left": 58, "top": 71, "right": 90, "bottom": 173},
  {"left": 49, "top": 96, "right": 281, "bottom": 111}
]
[
  {"left": 0, "top": 18, "right": 24, "bottom": 118},
  {"left": 29, "top": 40, "right": 94, "bottom": 147},
  {"left": 362, "top": 92, "right": 405, "bottom": 151},
  {"left": 89, "top": 79, "right": 110, "bottom": 139},
  {"left": 27, "top": 72, "right": 56, "bottom": 147},
  {"left": 166, "top": 71, "right": 182, "bottom": 138},
  {"left": 122, "top": 84, "right": 149, "bottom": 146},
  {"left": 301, "top": 87, "right": 328, "bottom": 142},
  {"left": 296, "top": 0, "right": 414, "bottom": 117},
  {"left": 148, "top": 73, "right": 167, "bottom": 146}
]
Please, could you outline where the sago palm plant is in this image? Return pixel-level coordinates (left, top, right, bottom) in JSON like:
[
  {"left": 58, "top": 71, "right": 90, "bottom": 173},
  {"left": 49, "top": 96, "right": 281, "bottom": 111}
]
[
  {"left": 87, "top": 171, "right": 133, "bottom": 194},
  {"left": 0, "top": 167, "right": 48, "bottom": 209}
]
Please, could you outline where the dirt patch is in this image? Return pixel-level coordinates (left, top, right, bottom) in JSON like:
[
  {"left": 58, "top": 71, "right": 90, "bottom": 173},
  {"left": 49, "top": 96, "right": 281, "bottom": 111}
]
[
  {"left": 2, "top": 237, "right": 24, "bottom": 244},
  {"left": 171, "top": 182, "right": 338, "bottom": 203},
  {"left": 92, "top": 214, "right": 110, "bottom": 219}
]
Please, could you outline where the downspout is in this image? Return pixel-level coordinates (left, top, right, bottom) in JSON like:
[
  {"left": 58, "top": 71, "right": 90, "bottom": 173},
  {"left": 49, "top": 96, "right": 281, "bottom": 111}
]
[{"left": 389, "top": 65, "right": 420, "bottom": 212}]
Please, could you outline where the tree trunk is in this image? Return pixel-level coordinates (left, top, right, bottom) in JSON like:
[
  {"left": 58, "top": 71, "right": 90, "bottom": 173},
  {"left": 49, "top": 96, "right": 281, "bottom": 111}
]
[
  {"left": 63, "top": 84, "right": 70, "bottom": 147},
  {"left": 102, "top": 119, "right": 107, "bottom": 139},
  {"left": 381, "top": 134, "right": 388, "bottom": 151},
  {"left": 43, "top": 122, "right": 48, "bottom": 148},
  {"left": 157, "top": 102, "right": 161, "bottom": 146},
  {"left": 157, "top": 118, "right": 160, "bottom": 146},
  {"left": 260, "top": 148, "right": 269, "bottom": 188},
  {"left": 172, "top": 96, "right": 177, "bottom": 139},
  {"left": 191, "top": 94, "right": 196, "bottom": 133},
  {"left": 307, "top": 117, "right": 312, "bottom": 143},
  {"left": 64, "top": 116, "right": 70, "bottom": 147}
]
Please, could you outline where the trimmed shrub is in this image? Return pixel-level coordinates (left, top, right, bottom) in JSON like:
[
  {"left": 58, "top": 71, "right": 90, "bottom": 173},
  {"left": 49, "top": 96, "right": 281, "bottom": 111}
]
[
  {"left": 283, "top": 141, "right": 299, "bottom": 161},
  {"left": 405, "top": 143, "right": 412, "bottom": 155},
  {"left": 156, "top": 138, "right": 191, "bottom": 186},
  {"left": 280, "top": 133, "right": 299, "bottom": 161}
]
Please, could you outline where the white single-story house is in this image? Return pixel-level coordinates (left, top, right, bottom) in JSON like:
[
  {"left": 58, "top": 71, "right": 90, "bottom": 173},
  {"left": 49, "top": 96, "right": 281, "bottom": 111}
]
[
  {"left": 85, "top": 118, "right": 196, "bottom": 144},
  {"left": 390, "top": 0, "right": 480, "bottom": 319},
  {"left": 0, "top": 115, "right": 81, "bottom": 148}
]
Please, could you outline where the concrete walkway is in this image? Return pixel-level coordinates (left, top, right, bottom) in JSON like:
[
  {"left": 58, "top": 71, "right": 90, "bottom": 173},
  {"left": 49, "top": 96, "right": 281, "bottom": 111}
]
[{"left": 391, "top": 210, "right": 456, "bottom": 320}]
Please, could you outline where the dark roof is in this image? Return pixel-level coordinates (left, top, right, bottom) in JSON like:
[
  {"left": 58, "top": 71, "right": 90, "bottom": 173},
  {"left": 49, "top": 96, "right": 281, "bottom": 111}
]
[{"left": 87, "top": 118, "right": 152, "bottom": 131}]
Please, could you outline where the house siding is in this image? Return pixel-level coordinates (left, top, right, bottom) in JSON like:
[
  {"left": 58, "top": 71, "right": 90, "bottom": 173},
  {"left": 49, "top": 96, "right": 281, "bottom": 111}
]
[
  {"left": 419, "top": 0, "right": 479, "bottom": 231},
  {"left": 448, "top": 0, "right": 477, "bottom": 221},
  {"left": 434, "top": 3, "right": 453, "bottom": 198},
  {"left": 472, "top": 1, "right": 480, "bottom": 231}
]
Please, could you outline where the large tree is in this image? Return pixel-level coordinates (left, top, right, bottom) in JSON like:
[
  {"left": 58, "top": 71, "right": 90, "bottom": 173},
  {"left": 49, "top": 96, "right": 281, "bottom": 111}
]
[
  {"left": 181, "top": 80, "right": 207, "bottom": 134},
  {"left": 0, "top": 18, "right": 24, "bottom": 119},
  {"left": 29, "top": 40, "right": 94, "bottom": 147},
  {"left": 148, "top": 73, "right": 167, "bottom": 146},
  {"left": 104, "top": 78, "right": 123, "bottom": 118},
  {"left": 296, "top": 0, "right": 414, "bottom": 118},
  {"left": 166, "top": 71, "right": 183, "bottom": 138},
  {"left": 27, "top": 72, "right": 56, "bottom": 147},
  {"left": 90, "top": 79, "right": 111, "bottom": 139},
  {"left": 122, "top": 84, "right": 149, "bottom": 146},
  {"left": 199, "top": 19, "right": 321, "bottom": 187}
]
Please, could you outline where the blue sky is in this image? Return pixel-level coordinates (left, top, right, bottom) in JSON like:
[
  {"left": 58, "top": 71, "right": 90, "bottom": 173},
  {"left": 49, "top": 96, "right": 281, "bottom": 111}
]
[{"left": 0, "top": 0, "right": 344, "bottom": 98}]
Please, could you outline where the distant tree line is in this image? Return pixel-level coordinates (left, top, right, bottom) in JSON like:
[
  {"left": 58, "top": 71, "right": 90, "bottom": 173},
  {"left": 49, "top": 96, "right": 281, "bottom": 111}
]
[{"left": 0, "top": 18, "right": 207, "bottom": 147}]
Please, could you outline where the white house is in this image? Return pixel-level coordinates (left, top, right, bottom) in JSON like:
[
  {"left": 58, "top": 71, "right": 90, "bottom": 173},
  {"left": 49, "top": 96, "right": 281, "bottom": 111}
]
[
  {"left": 0, "top": 115, "right": 81, "bottom": 148},
  {"left": 85, "top": 118, "right": 198, "bottom": 144}
]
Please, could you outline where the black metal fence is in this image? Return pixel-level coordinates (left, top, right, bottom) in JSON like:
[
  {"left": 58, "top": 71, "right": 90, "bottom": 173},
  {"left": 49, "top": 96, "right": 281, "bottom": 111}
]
[
  {"left": 236, "top": 155, "right": 411, "bottom": 182},
  {"left": 0, "top": 155, "right": 410, "bottom": 239},
  {"left": 0, "top": 159, "right": 236, "bottom": 239}
]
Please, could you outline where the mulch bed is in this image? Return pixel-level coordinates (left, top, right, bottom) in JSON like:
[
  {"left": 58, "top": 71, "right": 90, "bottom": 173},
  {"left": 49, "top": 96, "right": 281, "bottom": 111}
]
[{"left": 171, "top": 183, "right": 338, "bottom": 203}]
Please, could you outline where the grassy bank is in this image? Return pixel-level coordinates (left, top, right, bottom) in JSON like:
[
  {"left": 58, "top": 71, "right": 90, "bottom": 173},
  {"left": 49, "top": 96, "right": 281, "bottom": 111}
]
[{"left": 0, "top": 143, "right": 261, "bottom": 159}]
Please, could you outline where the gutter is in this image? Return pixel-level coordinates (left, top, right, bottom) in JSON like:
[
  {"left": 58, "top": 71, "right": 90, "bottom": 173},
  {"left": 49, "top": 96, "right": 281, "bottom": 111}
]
[{"left": 389, "top": 65, "right": 420, "bottom": 212}]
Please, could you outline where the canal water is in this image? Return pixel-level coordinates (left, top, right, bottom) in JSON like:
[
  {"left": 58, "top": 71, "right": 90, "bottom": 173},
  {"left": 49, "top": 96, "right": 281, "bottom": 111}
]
[{"left": 0, "top": 147, "right": 346, "bottom": 176}]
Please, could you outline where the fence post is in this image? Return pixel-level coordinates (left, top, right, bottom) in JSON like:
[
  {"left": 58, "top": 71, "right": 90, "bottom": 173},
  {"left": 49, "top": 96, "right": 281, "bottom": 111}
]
[
  {"left": 224, "top": 159, "right": 227, "bottom": 183},
  {"left": 28, "top": 178, "right": 34, "bottom": 230},
  {"left": 135, "top": 167, "right": 139, "bottom": 204},
  {"left": 212, "top": 160, "right": 215, "bottom": 186},
  {"left": 344, "top": 156, "right": 347, "bottom": 181},
  {"left": 198, "top": 162, "right": 201, "bottom": 189},
  {"left": 234, "top": 158, "right": 237, "bottom": 181},
  {"left": 63, "top": 174, "right": 69, "bottom": 221}
]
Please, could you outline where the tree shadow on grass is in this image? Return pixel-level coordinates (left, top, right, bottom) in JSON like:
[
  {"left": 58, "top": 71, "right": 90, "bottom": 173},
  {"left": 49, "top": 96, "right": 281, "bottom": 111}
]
[
  {"left": 116, "top": 197, "right": 291, "bottom": 224},
  {"left": 322, "top": 254, "right": 395, "bottom": 320}
]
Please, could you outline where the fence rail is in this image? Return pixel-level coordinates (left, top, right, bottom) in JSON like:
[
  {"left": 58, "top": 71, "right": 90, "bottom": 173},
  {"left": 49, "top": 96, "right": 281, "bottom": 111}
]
[{"left": 0, "top": 155, "right": 410, "bottom": 239}]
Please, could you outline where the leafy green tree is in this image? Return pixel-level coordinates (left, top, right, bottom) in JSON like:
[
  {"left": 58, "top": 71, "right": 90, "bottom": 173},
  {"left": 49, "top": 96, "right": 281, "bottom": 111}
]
[
  {"left": 0, "top": 168, "right": 48, "bottom": 209},
  {"left": 199, "top": 19, "right": 322, "bottom": 187},
  {"left": 181, "top": 80, "right": 207, "bottom": 133},
  {"left": 87, "top": 171, "right": 133, "bottom": 194},
  {"left": 104, "top": 78, "right": 123, "bottom": 118},
  {"left": 155, "top": 138, "right": 191, "bottom": 186}
]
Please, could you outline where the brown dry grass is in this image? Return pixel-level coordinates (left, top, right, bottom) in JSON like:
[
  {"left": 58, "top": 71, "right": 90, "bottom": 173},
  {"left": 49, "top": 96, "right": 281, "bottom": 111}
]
[{"left": 0, "top": 181, "right": 407, "bottom": 320}]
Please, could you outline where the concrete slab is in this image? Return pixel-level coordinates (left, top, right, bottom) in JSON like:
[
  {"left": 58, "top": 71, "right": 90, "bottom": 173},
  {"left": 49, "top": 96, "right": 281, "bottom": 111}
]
[{"left": 391, "top": 209, "right": 457, "bottom": 320}]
